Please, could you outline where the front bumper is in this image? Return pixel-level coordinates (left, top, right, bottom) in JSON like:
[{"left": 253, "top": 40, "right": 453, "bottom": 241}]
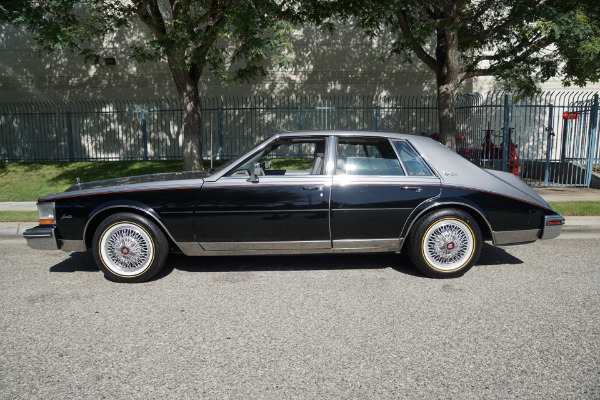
[
  {"left": 23, "top": 225, "right": 59, "bottom": 250},
  {"left": 540, "top": 214, "right": 565, "bottom": 240}
]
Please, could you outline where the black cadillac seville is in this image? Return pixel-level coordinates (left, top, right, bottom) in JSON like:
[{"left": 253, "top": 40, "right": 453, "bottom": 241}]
[{"left": 24, "top": 131, "right": 565, "bottom": 282}]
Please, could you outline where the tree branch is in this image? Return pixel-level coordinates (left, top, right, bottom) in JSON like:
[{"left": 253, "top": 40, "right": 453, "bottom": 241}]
[
  {"left": 460, "top": 36, "right": 555, "bottom": 82},
  {"left": 395, "top": 9, "right": 440, "bottom": 74},
  {"left": 131, "top": 0, "right": 166, "bottom": 37}
]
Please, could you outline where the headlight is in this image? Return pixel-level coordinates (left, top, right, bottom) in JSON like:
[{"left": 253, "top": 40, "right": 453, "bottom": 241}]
[{"left": 37, "top": 202, "right": 55, "bottom": 225}]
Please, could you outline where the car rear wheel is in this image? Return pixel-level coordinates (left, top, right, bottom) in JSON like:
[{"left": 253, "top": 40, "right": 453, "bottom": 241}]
[
  {"left": 408, "top": 209, "right": 482, "bottom": 278},
  {"left": 92, "top": 212, "right": 168, "bottom": 283}
]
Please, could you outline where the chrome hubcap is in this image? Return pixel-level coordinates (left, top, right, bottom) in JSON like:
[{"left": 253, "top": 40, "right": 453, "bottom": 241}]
[
  {"left": 100, "top": 223, "right": 153, "bottom": 276},
  {"left": 423, "top": 219, "right": 474, "bottom": 271}
]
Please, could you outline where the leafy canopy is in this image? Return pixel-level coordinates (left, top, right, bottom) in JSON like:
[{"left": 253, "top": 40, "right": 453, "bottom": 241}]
[
  {"left": 0, "top": 0, "right": 296, "bottom": 84},
  {"left": 334, "top": 0, "right": 600, "bottom": 93}
]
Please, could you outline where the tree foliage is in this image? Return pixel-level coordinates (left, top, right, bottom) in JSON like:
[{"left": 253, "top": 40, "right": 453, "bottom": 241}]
[
  {"left": 1, "top": 0, "right": 296, "bottom": 170},
  {"left": 333, "top": 0, "right": 600, "bottom": 148}
]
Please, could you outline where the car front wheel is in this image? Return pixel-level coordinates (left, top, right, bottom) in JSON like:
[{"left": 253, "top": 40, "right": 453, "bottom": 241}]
[
  {"left": 92, "top": 212, "right": 168, "bottom": 283},
  {"left": 408, "top": 209, "right": 482, "bottom": 278}
]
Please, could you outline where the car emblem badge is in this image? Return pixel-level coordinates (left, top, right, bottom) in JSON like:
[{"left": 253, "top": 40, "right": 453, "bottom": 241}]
[{"left": 443, "top": 170, "right": 457, "bottom": 176}]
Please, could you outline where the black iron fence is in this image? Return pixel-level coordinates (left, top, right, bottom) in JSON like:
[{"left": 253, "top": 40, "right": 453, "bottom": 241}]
[{"left": 1, "top": 92, "right": 598, "bottom": 186}]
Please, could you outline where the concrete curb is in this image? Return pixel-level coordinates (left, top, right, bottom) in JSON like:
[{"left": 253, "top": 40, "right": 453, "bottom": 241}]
[{"left": 0, "top": 222, "right": 37, "bottom": 237}]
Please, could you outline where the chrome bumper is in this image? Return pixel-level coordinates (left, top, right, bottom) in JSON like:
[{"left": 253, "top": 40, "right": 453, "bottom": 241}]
[
  {"left": 492, "top": 214, "right": 565, "bottom": 245},
  {"left": 540, "top": 214, "right": 565, "bottom": 240},
  {"left": 23, "top": 225, "right": 59, "bottom": 250},
  {"left": 23, "top": 226, "right": 86, "bottom": 252}
]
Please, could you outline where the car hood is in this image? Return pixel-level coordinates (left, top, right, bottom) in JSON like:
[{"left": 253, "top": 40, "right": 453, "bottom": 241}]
[
  {"left": 64, "top": 171, "right": 209, "bottom": 192},
  {"left": 38, "top": 170, "right": 208, "bottom": 201}
]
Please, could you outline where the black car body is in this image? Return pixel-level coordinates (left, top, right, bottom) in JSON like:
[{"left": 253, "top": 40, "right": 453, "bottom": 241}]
[{"left": 24, "top": 131, "right": 565, "bottom": 282}]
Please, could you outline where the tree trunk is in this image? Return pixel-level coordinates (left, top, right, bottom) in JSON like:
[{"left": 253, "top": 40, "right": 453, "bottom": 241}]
[
  {"left": 169, "top": 62, "right": 204, "bottom": 171},
  {"left": 435, "top": 27, "right": 460, "bottom": 151},
  {"left": 437, "top": 80, "right": 459, "bottom": 150}
]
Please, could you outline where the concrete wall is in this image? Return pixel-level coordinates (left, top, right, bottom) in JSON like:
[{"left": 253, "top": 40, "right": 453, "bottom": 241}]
[{"left": 1, "top": 20, "right": 598, "bottom": 102}]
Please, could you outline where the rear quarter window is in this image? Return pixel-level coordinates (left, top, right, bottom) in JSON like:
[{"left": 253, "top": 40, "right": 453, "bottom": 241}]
[{"left": 392, "top": 141, "right": 433, "bottom": 176}]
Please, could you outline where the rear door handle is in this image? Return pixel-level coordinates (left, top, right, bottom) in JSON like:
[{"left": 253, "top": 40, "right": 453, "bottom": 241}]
[
  {"left": 402, "top": 186, "right": 422, "bottom": 192},
  {"left": 303, "top": 185, "right": 324, "bottom": 191}
]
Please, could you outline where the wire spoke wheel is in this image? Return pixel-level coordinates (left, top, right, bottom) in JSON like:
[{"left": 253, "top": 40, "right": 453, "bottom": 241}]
[
  {"left": 408, "top": 209, "right": 482, "bottom": 278},
  {"left": 423, "top": 219, "right": 474, "bottom": 271},
  {"left": 100, "top": 222, "right": 154, "bottom": 276},
  {"left": 93, "top": 213, "right": 168, "bottom": 282}
]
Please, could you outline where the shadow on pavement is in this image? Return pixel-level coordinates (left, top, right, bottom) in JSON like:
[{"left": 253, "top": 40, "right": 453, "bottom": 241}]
[
  {"left": 47, "top": 243, "right": 521, "bottom": 280},
  {"left": 476, "top": 242, "right": 524, "bottom": 266},
  {"left": 159, "top": 252, "right": 423, "bottom": 279},
  {"left": 49, "top": 251, "right": 99, "bottom": 273}
]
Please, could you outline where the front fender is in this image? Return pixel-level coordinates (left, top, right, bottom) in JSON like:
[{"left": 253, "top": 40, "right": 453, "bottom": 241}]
[{"left": 83, "top": 200, "right": 171, "bottom": 248}]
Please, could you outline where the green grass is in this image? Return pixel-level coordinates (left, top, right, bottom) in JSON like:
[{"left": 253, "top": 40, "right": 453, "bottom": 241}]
[
  {"left": 548, "top": 201, "right": 600, "bottom": 216},
  {"left": 0, "top": 160, "right": 190, "bottom": 201},
  {"left": 0, "top": 211, "right": 38, "bottom": 222}
]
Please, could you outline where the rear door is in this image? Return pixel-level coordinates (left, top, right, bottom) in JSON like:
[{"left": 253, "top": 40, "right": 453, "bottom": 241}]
[{"left": 330, "top": 137, "right": 441, "bottom": 250}]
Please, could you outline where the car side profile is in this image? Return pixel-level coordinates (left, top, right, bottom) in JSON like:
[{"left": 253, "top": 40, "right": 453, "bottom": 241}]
[{"left": 24, "top": 131, "right": 565, "bottom": 282}]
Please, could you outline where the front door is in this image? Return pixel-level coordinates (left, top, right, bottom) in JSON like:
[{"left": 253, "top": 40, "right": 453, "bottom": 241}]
[{"left": 195, "top": 136, "right": 332, "bottom": 251}]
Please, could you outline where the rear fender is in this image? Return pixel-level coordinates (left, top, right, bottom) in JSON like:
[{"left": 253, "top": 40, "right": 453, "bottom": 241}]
[{"left": 399, "top": 197, "right": 494, "bottom": 250}]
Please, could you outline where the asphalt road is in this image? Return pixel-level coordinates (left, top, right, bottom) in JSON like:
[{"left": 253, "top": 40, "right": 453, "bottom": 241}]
[{"left": 1, "top": 236, "right": 598, "bottom": 399}]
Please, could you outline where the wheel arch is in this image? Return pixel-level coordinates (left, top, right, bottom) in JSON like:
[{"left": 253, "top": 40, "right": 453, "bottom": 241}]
[
  {"left": 83, "top": 200, "right": 181, "bottom": 252},
  {"left": 400, "top": 198, "right": 494, "bottom": 251}
]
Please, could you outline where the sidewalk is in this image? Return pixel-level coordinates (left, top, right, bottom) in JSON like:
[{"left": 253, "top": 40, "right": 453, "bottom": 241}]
[{"left": 1, "top": 186, "right": 599, "bottom": 238}]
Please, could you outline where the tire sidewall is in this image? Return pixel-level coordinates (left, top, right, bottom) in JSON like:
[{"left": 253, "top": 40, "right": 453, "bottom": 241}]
[
  {"left": 409, "top": 209, "right": 482, "bottom": 278},
  {"left": 92, "top": 212, "right": 168, "bottom": 283}
]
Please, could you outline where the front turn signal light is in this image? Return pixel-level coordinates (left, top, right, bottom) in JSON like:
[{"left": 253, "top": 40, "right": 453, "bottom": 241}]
[{"left": 37, "top": 202, "right": 55, "bottom": 225}]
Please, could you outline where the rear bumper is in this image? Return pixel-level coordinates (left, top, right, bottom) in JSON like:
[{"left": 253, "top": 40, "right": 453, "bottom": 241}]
[
  {"left": 540, "top": 215, "right": 565, "bottom": 240},
  {"left": 23, "top": 225, "right": 59, "bottom": 250},
  {"left": 492, "top": 214, "right": 565, "bottom": 245}
]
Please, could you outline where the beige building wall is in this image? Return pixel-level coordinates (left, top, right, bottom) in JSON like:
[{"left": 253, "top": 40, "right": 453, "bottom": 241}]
[{"left": 0, "top": 20, "right": 597, "bottom": 102}]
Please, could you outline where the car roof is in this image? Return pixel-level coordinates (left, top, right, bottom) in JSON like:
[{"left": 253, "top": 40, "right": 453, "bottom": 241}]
[{"left": 276, "top": 130, "right": 413, "bottom": 140}]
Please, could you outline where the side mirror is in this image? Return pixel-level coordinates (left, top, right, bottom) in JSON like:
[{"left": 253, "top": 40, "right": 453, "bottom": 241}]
[{"left": 247, "top": 162, "right": 261, "bottom": 183}]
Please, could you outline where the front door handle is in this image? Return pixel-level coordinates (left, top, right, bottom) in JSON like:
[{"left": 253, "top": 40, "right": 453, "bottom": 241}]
[
  {"left": 303, "top": 185, "right": 324, "bottom": 191},
  {"left": 402, "top": 186, "right": 422, "bottom": 192}
]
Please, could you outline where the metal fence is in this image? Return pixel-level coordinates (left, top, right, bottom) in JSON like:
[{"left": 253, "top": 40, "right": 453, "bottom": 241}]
[
  {"left": 1, "top": 92, "right": 599, "bottom": 186},
  {"left": 0, "top": 96, "right": 438, "bottom": 162},
  {"left": 455, "top": 92, "right": 600, "bottom": 187}
]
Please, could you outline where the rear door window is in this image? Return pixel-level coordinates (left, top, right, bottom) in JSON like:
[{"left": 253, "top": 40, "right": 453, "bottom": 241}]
[{"left": 336, "top": 138, "right": 405, "bottom": 176}]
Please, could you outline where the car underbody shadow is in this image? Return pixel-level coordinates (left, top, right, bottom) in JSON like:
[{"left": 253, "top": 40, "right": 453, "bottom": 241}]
[
  {"left": 46, "top": 242, "right": 522, "bottom": 281},
  {"left": 160, "top": 252, "right": 423, "bottom": 278},
  {"left": 475, "top": 242, "right": 524, "bottom": 266},
  {"left": 49, "top": 251, "right": 99, "bottom": 273}
]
